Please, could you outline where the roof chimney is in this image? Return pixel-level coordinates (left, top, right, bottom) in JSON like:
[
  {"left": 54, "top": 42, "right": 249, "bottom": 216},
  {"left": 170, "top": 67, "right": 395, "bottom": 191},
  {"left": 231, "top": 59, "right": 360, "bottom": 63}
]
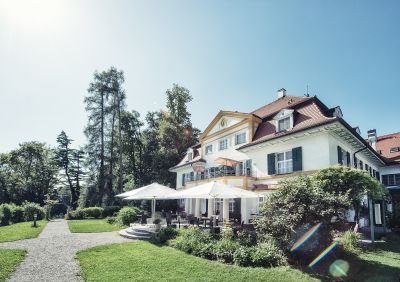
[
  {"left": 277, "top": 88, "right": 286, "bottom": 99},
  {"left": 367, "top": 129, "right": 377, "bottom": 150}
]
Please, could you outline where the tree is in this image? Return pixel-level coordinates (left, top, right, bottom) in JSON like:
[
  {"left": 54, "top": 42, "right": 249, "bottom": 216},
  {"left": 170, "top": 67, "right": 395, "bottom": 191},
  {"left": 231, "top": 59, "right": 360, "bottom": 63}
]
[
  {"left": 313, "top": 165, "right": 387, "bottom": 223},
  {"left": 55, "top": 131, "right": 85, "bottom": 209},
  {"left": 84, "top": 67, "right": 126, "bottom": 206},
  {"left": 0, "top": 142, "right": 58, "bottom": 205},
  {"left": 255, "top": 176, "right": 350, "bottom": 254}
]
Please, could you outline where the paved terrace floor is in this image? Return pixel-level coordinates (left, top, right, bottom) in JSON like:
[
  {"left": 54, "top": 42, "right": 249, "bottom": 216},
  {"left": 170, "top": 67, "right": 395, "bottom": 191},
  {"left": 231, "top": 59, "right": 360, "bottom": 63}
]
[{"left": 0, "top": 219, "right": 131, "bottom": 282}]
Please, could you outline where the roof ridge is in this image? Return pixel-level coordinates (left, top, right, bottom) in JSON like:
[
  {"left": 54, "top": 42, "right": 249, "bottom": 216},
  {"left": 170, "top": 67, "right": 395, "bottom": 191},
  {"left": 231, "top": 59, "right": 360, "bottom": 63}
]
[
  {"left": 377, "top": 131, "right": 400, "bottom": 140},
  {"left": 250, "top": 95, "right": 308, "bottom": 114}
]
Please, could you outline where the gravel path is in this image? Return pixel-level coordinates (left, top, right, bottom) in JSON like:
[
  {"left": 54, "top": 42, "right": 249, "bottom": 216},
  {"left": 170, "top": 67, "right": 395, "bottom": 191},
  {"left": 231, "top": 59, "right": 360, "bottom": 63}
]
[{"left": 0, "top": 219, "right": 131, "bottom": 282}]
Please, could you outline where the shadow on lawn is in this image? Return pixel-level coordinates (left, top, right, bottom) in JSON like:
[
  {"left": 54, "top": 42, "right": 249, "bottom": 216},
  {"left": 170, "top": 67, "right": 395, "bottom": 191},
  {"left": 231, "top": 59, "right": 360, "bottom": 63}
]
[{"left": 297, "top": 235, "right": 400, "bottom": 282}]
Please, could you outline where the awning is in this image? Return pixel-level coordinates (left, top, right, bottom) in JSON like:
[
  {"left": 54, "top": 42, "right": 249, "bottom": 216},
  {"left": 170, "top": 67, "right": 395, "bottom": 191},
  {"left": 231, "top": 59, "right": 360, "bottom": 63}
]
[{"left": 215, "top": 157, "right": 241, "bottom": 167}]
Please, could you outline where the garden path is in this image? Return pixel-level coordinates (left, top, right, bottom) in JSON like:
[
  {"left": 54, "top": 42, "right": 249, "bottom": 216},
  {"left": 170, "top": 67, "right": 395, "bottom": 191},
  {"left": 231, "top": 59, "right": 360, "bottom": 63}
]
[{"left": 0, "top": 219, "right": 131, "bottom": 282}]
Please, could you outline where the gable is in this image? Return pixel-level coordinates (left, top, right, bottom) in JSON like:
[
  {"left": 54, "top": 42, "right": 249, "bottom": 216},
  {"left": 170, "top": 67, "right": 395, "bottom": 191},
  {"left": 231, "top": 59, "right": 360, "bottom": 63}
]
[{"left": 200, "top": 111, "right": 261, "bottom": 141}]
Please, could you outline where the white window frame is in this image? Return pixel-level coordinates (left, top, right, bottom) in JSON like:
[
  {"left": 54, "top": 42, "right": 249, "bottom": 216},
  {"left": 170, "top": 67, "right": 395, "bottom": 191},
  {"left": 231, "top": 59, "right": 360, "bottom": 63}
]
[
  {"left": 235, "top": 132, "right": 246, "bottom": 145},
  {"left": 205, "top": 144, "right": 213, "bottom": 155},
  {"left": 278, "top": 117, "right": 291, "bottom": 131},
  {"left": 219, "top": 139, "right": 228, "bottom": 151},
  {"left": 276, "top": 150, "right": 293, "bottom": 174},
  {"left": 187, "top": 152, "right": 193, "bottom": 161},
  {"left": 229, "top": 199, "right": 235, "bottom": 213}
]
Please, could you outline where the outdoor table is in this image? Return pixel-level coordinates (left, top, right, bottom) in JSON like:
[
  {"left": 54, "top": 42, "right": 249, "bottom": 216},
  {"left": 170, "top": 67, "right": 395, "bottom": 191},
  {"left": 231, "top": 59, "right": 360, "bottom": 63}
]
[{"left": 201, "top": 217, "right": 210, "bottom": 228}]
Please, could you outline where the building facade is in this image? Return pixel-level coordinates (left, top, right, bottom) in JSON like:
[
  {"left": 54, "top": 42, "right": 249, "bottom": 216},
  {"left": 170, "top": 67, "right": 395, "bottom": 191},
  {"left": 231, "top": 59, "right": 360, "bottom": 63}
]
[{"left": 169, "top": 89, "right": 395, "bottom": 225}]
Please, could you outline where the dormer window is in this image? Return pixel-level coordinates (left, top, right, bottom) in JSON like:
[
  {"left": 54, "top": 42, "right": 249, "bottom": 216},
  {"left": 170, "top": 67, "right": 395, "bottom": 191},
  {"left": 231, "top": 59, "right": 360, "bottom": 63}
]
[
  {"left": 278, "top": 117, "right": 291, "bottom": 131},
  {"left": 187, "top": 152, "right": 193, "bottom": 161},
  {"left": 274, "top": 109, "right": 294, "bottom": 132}
]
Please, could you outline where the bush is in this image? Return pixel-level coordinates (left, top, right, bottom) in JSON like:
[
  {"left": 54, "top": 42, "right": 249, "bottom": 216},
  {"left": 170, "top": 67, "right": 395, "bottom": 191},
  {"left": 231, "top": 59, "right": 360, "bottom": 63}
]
[
  {"left": 102, "top": 206, "right": 121, "bottom": 218},
  {"left": 0, "top": 204, "right": 12, "bottom": 226},
  {"left": 105, "top": 216, "right": 117, "bottom": 225},
  {"left": 214, "top": 238, "right": 240, "bottom": 263},
  {"left": 233, "top": 246, "right": 254, "bottom": 267},
  {"left": 169, "top": 226, "right": 215, "bottom": 256},
  {"left": 251, "top": 242, "right": 287, "bottom": 267},
  {"left": 236, "top": 229, "right": 257, "bottom": 246},
  {"left": 151, "top": 226, "right": 179, "bottom": 244},
  {"left": 81, "top": 207, "right": 104, "bottom": 218},
  {"left": 341, "top": 230, "right": 360, "bottom": 254},
  {"left": 22, "top": 202, "right": 45, "bottom": 221},
  {"left": 116, "top": 207, "right": 140, "bottom": 226},
  {"left": 65, "top": 209, "right": 84, "bottom": 220},
  {"left": 10, "top": 205, "right": 25, "bottom": 223}
]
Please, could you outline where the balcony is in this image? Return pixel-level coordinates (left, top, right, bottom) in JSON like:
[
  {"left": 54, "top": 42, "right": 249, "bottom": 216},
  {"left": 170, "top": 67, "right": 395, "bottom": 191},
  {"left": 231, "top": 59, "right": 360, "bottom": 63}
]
[{"left": 183, "top": 166, "right": 255, "bottom": 184}]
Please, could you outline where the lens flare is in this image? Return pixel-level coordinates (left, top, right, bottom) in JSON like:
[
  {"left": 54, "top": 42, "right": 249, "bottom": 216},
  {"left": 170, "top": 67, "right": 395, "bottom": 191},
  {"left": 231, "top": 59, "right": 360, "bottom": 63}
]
[
  {"left": 329, "top": 259, "right": 349, "bottom": 277},
  {"left": 308, "top": 241, "right": 339, "bottom": 268},
  {"left": 290, "top": 223, "right": 322, "bottom": 252}
]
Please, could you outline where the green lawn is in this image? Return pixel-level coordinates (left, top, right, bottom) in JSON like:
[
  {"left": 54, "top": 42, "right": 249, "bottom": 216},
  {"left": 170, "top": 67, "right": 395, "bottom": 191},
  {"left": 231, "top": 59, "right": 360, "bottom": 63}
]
[
  {"left": 348, "top": 235, "right": 400, "bottom": 281},
  {"left": 77, "top": 241, "right": 318, "bottom": 282},
  {"left": 0, "top": 249, "right": 26, "bottom": 282},
  {"left": 68, "top": 219, "right": 122, "bottom": 233},
  {"left": 0, "top": 220, "right": 47, "bottom": 243}
]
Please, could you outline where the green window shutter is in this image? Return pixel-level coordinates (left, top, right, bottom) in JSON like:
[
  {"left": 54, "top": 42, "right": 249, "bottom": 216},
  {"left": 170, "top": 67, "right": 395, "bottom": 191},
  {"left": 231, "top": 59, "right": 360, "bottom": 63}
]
[
  {"left": 182, "top": 174, "right": 185, "bottom": 186},
  {"left": 346, "top": 152, "right": 351, "bottom": 167},
  {"left": 354, "top": 156, "right": 358, "bottom": 168},
  {"left": 292, "top": 147, "right": 303, "bottom": 172},
  {"left": 267, "top": 153, "right": 276, "bottom": 175},
  {"left": 337, "top": 146, "right": 343, "bottom": 165}
]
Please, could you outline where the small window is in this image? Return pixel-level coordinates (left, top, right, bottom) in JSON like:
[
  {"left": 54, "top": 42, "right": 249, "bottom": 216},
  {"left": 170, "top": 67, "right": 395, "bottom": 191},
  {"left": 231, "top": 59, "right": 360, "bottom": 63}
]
[
  {"left": 205, "top": 145, "right": 213, "bottom": 155},
  {"left": 278, "top": 117, "right": 291, "bottom": 131},
  {"left": 229, "top": 199, "right": 235, "bottom": 213},
  {"left": 390, "top": 147, "right": 400, "bottom": 153},
  {"left": 187, "top": 152, "right": 193, "bottom": 161},
  {"left": 235, "top": 132, "right": 246, "bottom": 145},
  {"left": 219, "top": 139, "right": 228, "bottom": 151}
]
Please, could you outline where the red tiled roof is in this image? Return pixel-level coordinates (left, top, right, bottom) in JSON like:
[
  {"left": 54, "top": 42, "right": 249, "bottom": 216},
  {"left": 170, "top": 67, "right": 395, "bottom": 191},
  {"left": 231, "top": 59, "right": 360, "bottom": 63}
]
[
  {"left": 251, "top": 95, "right": 312, "bottom": 118},
  {"left": 376, "top": 132, "right": 400, "bottom": 162},
  {"left": 243, "top": 97, "right": 335, "bottom": 148}
]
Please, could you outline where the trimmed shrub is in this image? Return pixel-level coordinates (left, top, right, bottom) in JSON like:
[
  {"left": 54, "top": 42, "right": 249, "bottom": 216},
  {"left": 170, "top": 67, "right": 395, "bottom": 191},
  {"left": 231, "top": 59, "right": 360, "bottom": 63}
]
[
  {"left": 0, "top": 204, "right": 12, "bottom": 226},
  {"left": 81, "top": 207, "right": 103, "bottom": 219},
  {"left": 151, "top": 227, "right": 179, "bottom": 244},
  {"left": 233, "top": 246, "right": 254, "bottom": 267},
  {"left": 214, "top": 238, "right": 240, "bottom": 263},
  {"left": 116, "top": 207, "right": 140, "bottom": 226},
  {"left": 105, "top": 216, "right": 117, "bottom": 225},
  {"left": 102, "top": 206, "right": 121, "bottom": 218},
  {"left": 341, "top": 230, "right": 361, "bottom": 254},
  {"left": 251, "top": 242, "right": 287, "bottom": 267},
  {"left": 22, "top": 202, "right": 45, "bottom": 221},
  {"left": 65, "top": 209, "right": 84, "bottom": 220},
  {"left": 10, "top": 205, "right": 25, "bottom": 223},
  {"left": 169, "top": 226, "right": 214, "bottom": 255}
]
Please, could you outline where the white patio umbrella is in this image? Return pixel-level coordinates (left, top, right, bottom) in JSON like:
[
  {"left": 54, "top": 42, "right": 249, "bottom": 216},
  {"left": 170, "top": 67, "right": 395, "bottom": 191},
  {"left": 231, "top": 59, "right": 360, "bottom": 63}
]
[
  {"left": 166, "top": 181, "right": 260, "bottom": 199},
  {"left": 117, "top": 183, "right": 177, "bottom": 220},
  {"left": 166, "top": 181, "right": 260, "bottom": 222}
]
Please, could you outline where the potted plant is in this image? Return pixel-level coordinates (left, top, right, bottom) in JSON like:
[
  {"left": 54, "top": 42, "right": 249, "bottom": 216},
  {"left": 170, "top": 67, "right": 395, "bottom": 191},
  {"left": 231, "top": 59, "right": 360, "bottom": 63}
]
[{"left": 153, "top": 218, "right": 162, "bottom": 231}]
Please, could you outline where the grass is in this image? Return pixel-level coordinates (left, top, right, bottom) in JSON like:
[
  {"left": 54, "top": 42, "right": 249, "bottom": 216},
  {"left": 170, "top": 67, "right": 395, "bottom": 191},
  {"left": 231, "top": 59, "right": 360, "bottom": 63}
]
[
  {"left": 77, "top": 241, "right": 318, "bottom": 282},
  {"left": 0, "top": 220, "right": 47, "bottom": 243},
  {"left": 68, "top": 219, "right": 122, "bottom": 233},
  {"left": 0, "top": 249, "right": 26, "bottom": 282},
  {"left": 348, "top": 234, "right": 400, "bottom": 281}
]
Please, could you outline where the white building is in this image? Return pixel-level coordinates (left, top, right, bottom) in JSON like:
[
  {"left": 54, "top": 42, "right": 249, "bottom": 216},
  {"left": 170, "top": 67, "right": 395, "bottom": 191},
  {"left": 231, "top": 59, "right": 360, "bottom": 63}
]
[{"left": 169, "top": 88, "right": 394, "bottom": 226}]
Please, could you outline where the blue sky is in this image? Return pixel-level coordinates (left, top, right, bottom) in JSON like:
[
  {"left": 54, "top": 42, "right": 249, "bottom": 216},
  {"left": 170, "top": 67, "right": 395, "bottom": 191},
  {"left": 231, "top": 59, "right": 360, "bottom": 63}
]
[{"left": 0, "top": 0, "right": 399, "bottom": 152}]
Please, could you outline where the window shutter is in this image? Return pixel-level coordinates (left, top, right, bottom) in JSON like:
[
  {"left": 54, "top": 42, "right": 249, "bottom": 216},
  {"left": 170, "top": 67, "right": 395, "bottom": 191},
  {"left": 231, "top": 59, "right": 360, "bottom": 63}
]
[
  {"left": 267, "top": 153, "right": 276, "bottom": 175},
  {"left": 182, "top": 174, "right": 185, "bottom": 186},
  {"left": 292, "top": 147, "right": 303, "bottom": 172},
  {"left": 337, "top": 146, "right": 343, "bottom": 165},
  {"left": 376, "top": 172, "right": 380, "bottom": 181},
  {"left": 354, "top": 156, "right": 358, "bottom": 168},
  {"left": 346, "top": 152, "right": 351, "bottom": 167}
]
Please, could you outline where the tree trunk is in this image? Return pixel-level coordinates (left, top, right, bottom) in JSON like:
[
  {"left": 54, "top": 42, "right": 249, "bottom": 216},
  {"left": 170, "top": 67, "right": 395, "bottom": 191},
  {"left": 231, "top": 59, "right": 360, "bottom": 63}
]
[
  {"left": 117, "top": 94, "right": 124, "bottom": 193},
  {"left": 99, "top": 91, "right": 105, "bottom": 206}
]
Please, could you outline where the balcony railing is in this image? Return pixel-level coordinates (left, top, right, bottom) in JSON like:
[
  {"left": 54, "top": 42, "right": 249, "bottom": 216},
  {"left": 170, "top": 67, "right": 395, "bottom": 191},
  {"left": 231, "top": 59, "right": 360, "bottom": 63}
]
[{"left": 184, "top": 166, "right": 254, "bottom": 183}]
